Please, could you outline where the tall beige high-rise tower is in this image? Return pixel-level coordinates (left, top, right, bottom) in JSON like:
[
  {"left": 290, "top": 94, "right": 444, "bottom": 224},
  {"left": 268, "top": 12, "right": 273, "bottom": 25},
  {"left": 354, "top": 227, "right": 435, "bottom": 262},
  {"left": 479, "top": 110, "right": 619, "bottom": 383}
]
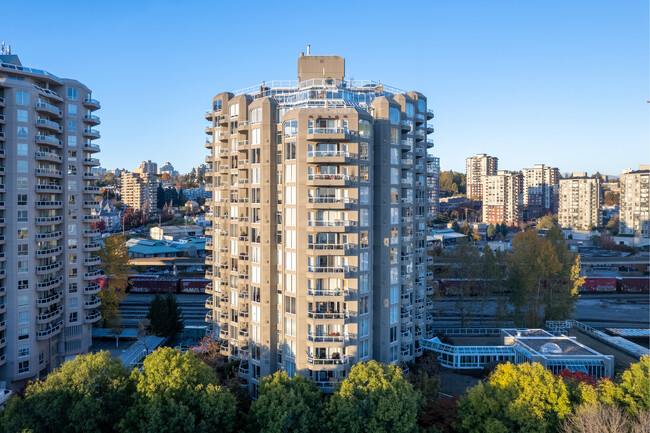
[
  {"left": 522, "top": 164, "right": 559, "bottom": 220},
  {"left": 558, "top": 173, "right": 601, "bottom": 231},
  {"left": 120, "top": 171, "right": 157, "bottom": 212},
  {"left": 0, "top": 51, "right": 102, "bottom": 389},
  {"left": 483, "top": 170, "right": 522, "bottom": 226},
  {"left": 466, "top": 154, "right": 498, "bottom": 201},
  {"left": 619, "top": 165, "right": 649, "bottom": 238},
  {"left": 204, "top": 52, "right": 436, "bottom": 396}
]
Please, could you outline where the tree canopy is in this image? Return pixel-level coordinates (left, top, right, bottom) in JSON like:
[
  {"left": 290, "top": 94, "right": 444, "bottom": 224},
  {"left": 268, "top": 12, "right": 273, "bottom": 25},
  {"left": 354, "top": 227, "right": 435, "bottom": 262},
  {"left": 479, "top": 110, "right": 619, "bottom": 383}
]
[
  {"left": 325, "top": 361, "right": 421, "bottom": 433},
  {"left": 119, "top": 347, "right": 237, "bottom": 433},
  {"left": 458, "top": 362, "right": 572, "bottom": 433},
  {"left": 249, "top": 371, "right": 324, "bottom": 433},
  {"left": 147, "top": 292, "right": 184, "bottom": 337},
  {"left": 1, "top": 351, "right": 134, "bottom": 433}
]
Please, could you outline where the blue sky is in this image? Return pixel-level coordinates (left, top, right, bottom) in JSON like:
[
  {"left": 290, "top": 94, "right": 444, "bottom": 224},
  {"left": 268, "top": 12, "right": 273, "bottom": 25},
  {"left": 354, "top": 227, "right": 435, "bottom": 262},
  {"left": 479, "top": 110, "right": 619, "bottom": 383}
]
[{"left": 3, "top": 0, "right": 648, "bottom": 175}]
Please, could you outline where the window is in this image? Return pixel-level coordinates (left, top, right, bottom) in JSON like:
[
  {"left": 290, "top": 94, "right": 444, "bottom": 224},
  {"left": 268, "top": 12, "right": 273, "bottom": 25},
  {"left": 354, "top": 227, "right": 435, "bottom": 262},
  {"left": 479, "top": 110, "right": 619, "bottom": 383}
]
[
  {"left": 390, "top": 326, "right": 398, "bottom": 343},
  {"left": 18, "top": 311, "right": 29, "bottom": 324},
  {"left": 18, "top": 361, "right": 30, "bottom": 374},
  {"left": 284, "top": 296, "right": 296, "bottom": 314},
  {"left": 285, "top": 317, "right": 296, "bottom": 337},
  {"left": 18, "top": 294, "right": 29, "bottom": 306},
  {"left": 391, "top": 148, "right": 399, "bottom": 165},
  {"left": 359, "top": 274, "right": 369, "bottom": 293},
  {"left": 359, "top": 120, "right": 372, "bottom": 138},
  {"left": 18, "top": 244, "right": 28, "bottom": 256},
  {"left": 69, "top": 282, "right": 78, "bottom": 293},
  {"left": 390, "top": 306, "right": 399, "bottom": 325},
  {"left": 68, "top": 135, "right": 77, "bottom": 146},
  {"left": 18, "top": 228, "right": 28, "bottom": 239},
  {"left": 283, "top": 120, "right": 297, "bottom": 138},
  {"left": 69, "top": 312, "right": 78, "bottom": 323},
  {"left": 16, "top": 90, "right": 29, "bottom": 105},
  {"left": 17, "top": 160, "right": 28, "bottom": 172},
  {"left": 213, "top": 100, "right": 222, "bottom": 111},
  {"left": 67, "top": 88, "right": 78, "bottom": 101},
  {"left": 17, "top": 109, "right": 28, "bottom": 122},
  {"left": 405, "top": 103, "right": 414, "bottom": 117},
  {"left": 390, "top": 286, "right": 399, "bottom": 304},
  {"left": 18, "top": 327, "right": 29, "bottom": 340},
  {"left": 69, "top": 268, "right": 78, "bottom": 278},
  {"left": 229, "top": 103, "right": 239, "bottom": 117},
  {"left": 17, "top": 142, "right": 28, "bottom": 156},
  {"left": 391, "top": 208, "right": 399, "bottom": 224},
  {"left": 389, "top": 107, "right": 401, "bottom": 124},
  {"left": 251, "top": 305, "right": 261, "bottom": 323},
  {"left": 250, "top": 107, "right": 262, "bottom": 124},
  {"left": 18, "top": 346, "right": 29, "bottom": 357},
  {"left": 285, "top": 142, "right": 296, "bottom": 160},
  {"left": 359, "top": 318, "right": 369, "bottom": 337},
  {"left": 18, "top": 279, "right": 28, "bottom": 290},
  {"left": 391, "top": 168, "right": 399, "bottom": 185},
  {"left": 69, "top": 297, "right": 78, "bottom": 308},
  {"left": 17, "top": 126, "right": 28, "bottom": 138},
  {"left": 17, "top": 177, "right": 28, "bottom": 189},
  {"left": 251, "top": 128, "right": 260, "bottom": 145},
  {"left": 17, "top": 194, "right": 27, "bottom": 205},
  {"left": 68, "top": 104, "right": 77, "bottom": 116},
  {"left": 68, "top": 121, "right": 77, "bottom": 132},
  {"left": 359, "top": 340, "right": 369, "bottom": 358}
]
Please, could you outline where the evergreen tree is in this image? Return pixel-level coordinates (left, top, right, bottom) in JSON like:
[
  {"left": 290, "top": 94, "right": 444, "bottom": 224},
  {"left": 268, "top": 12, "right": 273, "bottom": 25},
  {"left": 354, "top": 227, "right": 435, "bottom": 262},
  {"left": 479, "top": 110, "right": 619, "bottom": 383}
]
[{"left": 146, "top": 292, "right": 184, "bottom": 337}]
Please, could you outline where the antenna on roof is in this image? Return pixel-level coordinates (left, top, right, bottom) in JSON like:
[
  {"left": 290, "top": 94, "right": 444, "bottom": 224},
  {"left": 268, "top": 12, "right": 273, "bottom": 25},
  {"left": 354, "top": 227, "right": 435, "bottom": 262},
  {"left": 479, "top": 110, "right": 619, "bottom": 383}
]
[
  {"left": 0, "top": 41, "right": 4, "bottom": 55},
  {"left": 307, "top": 44, "right": 310, "bottom": 55},
  {"left": 6, "top": 45, "right": 10, "bottom": 55}
]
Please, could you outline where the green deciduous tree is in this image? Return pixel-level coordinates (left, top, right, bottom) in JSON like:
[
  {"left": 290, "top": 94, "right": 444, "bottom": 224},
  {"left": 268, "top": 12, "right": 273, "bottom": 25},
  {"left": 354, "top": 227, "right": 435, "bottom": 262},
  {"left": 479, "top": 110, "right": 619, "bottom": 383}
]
[
  {"left": 537, "top": 214, "right": 559, "bottom": 230},
  {"left": 1, "top": 351, "right": 134, "bottom": 433},
  {"left": 119, "top": 347, "right": 236, "bottom": 433},
  {"left": 325, "top": 361, "right": 421, "bottom": 433},
  {"left": 146, "top": 292, "right": 184, "bottom": 337},
  {"left": 507, "top": 229, "right": 582, "bottom": 327},
  {"left": 458, "top": 362, "right": 572, "bottom": 433},
  {"left": 249, "top": 371, "right": 324, "bottom": 433},
  {"left": 96, "top": 235, "right": 134, "bottom": 328},
  {"left": 486, "top": 224, "right": 497, "bottom": 240}
]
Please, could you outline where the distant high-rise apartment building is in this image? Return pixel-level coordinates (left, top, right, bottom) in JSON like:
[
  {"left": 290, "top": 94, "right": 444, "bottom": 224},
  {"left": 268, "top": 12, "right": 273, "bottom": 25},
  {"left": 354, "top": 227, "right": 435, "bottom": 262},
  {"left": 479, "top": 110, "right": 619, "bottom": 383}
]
[
  {"left": 483, "top": 170, "right": 522, "bottom": 226},
  {"left": 522, "top": 164, "right": 559, "bottom": 219},
  {"left": 120, "top": 172, "right": 157, "bottom": 212},
  {"left": 0, "top": 50, "right": 102, "bottom": 388},
  {"left": 158, "top": 161, "right": 176, "bottom": 177},
  {"left": 204, "top": 52, "right": 435, "bottom": 395},
  {"left": 558, "top": 173, "right": 601, "bottom": 231},
  {"left": 466, "top": 154, "right": 498, "bottom": 201},
  {"left": 427, "top": 157, "right": 440, "bottom": 216},
  {"left": 619, "top": 165, "right": 649, "bottom": 238},
  {"left": 134, "top": 160, "right": 157, "bottom": 175}
]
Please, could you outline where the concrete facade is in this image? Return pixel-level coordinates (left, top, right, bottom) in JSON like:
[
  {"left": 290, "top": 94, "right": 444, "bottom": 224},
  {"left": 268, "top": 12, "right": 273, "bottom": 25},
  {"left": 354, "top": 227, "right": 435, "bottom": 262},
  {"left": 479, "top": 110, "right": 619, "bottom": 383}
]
[
  {"left": 204, "top": 53, "right": 435, "bottom": 395},
  {"left": 619, "top": 166, "right": 649, "bottom": 238},
  {"left": 558, "top": 173, "right": 602, "bottom": 231},
  {"left": 120, "top": 172, "right": 157, "bottom": 212},
  {"left": 0, "top": 53, "right": 102, "bottom": 389},
  {"left": 466, "top": 154, "right": 498, "bottom": 201},
  {"left": 483, "top": 170, "right": 522, "bottom": 226},
  {"left": 522, "top": 164, "right": 559, "bottom": 219}
]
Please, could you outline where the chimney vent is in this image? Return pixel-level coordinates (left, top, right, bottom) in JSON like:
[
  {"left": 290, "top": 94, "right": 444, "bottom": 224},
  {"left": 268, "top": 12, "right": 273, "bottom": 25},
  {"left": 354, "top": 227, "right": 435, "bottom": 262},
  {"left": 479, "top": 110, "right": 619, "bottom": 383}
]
[{"left": 307, "top": 44, "right": 310, "bottom": 55}]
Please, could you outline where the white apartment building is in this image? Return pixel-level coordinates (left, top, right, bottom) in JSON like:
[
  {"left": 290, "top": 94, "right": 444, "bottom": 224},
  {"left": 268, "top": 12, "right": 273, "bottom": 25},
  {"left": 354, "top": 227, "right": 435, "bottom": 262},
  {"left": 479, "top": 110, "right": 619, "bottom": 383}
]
[
  {"left": 558, "top": 173, "right": 601, "bottom": 230},
  {"left": 466, "top": 154, "right": 498, "bottom": 201},
  {"left": 619, "top": 165, "right": 649, "bottom": 238},
  {"left": 0, "top": 50, "right": 102, "bottom": 389},
  {"left": 522, "top": 164, "right": 559, "bottom": 219},
  {"left": 483, "top": 170, "right": 522, "bottom": 226}
]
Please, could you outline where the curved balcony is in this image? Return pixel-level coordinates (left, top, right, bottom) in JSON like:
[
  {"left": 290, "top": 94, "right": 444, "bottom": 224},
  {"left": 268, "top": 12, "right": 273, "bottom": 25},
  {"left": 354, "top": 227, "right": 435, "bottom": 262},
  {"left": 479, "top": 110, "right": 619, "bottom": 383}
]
[
  {"left": 84, "top": 282, "right": 101, "bottom": 295},
  {"left": 83, "top": 157, "right": 100, "bottom": 166},
  {"left": 307, "top": 333, "right": 351, "bottom": 343},
  {"left": 36, "top": 320, "right": 63, "bottom": 340},
  {"left": 36, "top": 216, "right": 63, "bottom": 225},
  {"left": 84, "top": 296, "right": 101, "bottom": 309},
  {"left": 307, "top": 355, "right": 350, "bottom": 366},
  {"left": 36, "top": 276, "right": 63, "bottom": 291},
  {"left": 306, "top": 150, "right": 357, "bottom": 164},
  {"left": 35, "top": 230, "right": 63, "bottom": 241},
  {"left": 84, "top": 270, "right": 104, "bottom": 280},
  {"left": 83, "top": 185, "right": 100, "bottom": 194},
  {"left": 83, "top": 114, "right": 101, "bottom": 125},
  {"left": 306, "top": 127, "right": 355, "bottom": 142},
  {"left": 35, "top": 134, "right": 62, "bottom": 148},
  {"left": 84, "top": 229, "right": 100, "bottom": 238},
  {"left": 307, "top": 266, "right": 357, "bottom": 277},
  {"left": 36, "top": 246, "right": 63, "bottom": 258},
  {"left": 83, "top": 200, "right": 99, "bottom": 208},
  {"left": 204, "top": 283, "right": 214, "bottom": 295},
  {"left": 83, "top": 214, "right": 100, "bottom": 223},
  {"left": 307, "top": 310, "right": 351, "bottom": 320},
  {"left": 35, "top": 151, "right": 62, "bottom": 163},
  {"left": 307, "top": 196, "right": 357, "bottom": 210},
  {"left": 35, "top": 184, "right": 62, "bottom": 193},
  {"left": 35, "top": 201, "right": 62, "bottom": 210},
  {"left": 36, "top": 306, "right": 63, "bottom": 325},
  {"left": 83, "top": 98, "right": 101, "bottom": 110},
  {"left": 83, "top": 172, "right": 100, "bottom": 180},
  {"left": 83, "top": 128, "right": 100, "bottom": 139},
  {"left": 35, "top": 102, "right": 62, "bottom": 117},
  {"left": 84, "top": 242, "right": 101, "bottom": 252},
  {"left": 83, "top": 142, "right": 100, "bottom": 152},
  {"left": 36, "top": 261, "right": 63, "bottom": 276},
  {"left": 36, "top": 291, "right": 62, "bottom": 307},
  {"left": 85, "top": 310, "right": 102, "bottom": 323},
  {"left": 306, "top": 173, "right": 357, "bottom": 187},
  {"left": 36, "top": 117, "right": 62, "bottom": 133},
  {"left": 84, "top": 256, "right": 101, "bottom": 266},
  {"left": 306, "top": 219, "right": 357, "bottom": 233},
  {"left": 35, "top": 168, "right": 62, "bottom": 179},
  {"left": 306, "top": 242, "right": 357, "bottom": 256}
]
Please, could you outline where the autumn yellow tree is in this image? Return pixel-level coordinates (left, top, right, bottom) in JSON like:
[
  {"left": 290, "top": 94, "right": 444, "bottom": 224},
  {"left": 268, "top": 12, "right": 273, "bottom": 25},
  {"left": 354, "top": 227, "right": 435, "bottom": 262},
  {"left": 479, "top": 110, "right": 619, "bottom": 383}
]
[{"left": 95, "top": 235, "right": 133, "bottom": 328}]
